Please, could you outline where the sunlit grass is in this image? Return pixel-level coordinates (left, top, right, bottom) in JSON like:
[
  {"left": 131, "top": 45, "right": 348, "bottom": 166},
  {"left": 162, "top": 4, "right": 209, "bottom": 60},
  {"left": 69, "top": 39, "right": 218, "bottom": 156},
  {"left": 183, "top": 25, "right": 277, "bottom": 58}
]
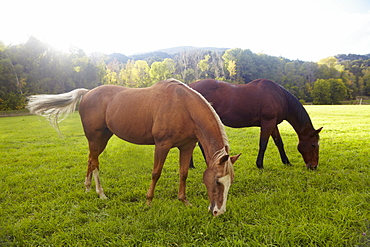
[{"left": 0, "top": 105, "right": 369, "bottom": 246}]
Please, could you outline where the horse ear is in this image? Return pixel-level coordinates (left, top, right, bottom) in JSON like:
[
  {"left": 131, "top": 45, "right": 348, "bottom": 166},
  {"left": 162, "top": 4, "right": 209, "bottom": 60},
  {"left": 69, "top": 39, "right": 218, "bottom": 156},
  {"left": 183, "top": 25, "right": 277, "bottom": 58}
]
[
  {"left": 230, "top": 153, "right": 241, "bottom": 164},
  {"left": 311, "top": 127, "right": 323, "bottom": 137}
]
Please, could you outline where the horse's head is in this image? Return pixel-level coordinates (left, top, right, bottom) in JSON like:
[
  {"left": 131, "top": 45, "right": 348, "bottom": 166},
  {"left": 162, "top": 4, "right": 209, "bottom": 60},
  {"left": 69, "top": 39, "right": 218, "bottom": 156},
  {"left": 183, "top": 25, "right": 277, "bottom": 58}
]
[
  {"left": 297, "top": 127, "right": 322, "bottom": 170},
  {"left": 203, "top": 151, "right": 241, "bottom": 216}
]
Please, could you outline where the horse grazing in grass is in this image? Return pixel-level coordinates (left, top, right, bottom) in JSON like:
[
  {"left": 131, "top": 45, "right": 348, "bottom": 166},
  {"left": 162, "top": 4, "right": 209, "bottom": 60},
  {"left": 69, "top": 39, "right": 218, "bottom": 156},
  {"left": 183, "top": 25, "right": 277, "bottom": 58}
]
[
  {"left": 27, "top": 79, "right": 240, "bottom": 216},
  {"left": 189, "top": 79, "right": 322, "bottom": 170}
]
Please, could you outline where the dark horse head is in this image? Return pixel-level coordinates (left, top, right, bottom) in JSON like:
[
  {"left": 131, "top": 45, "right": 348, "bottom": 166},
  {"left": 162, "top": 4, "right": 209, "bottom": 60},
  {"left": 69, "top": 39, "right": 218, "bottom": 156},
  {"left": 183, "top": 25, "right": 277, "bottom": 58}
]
[{"left": 298, "top": 127, "right": 322, "bottom": 170}]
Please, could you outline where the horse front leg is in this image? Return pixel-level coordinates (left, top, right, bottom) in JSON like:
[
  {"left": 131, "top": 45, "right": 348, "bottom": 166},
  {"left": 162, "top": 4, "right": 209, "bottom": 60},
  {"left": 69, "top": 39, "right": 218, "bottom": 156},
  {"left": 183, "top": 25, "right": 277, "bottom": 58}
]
[
  {"left": 146, "top": 143, "right": 170, "bottom": 205},
  {"left": 256, "top": 138, "right": 268, "bottom": 169},
  {"left": 271, "top": 126, "right": 291, "bottom": 165},
  {"left": 178, "top": 143, "right": 196, "bottom": 206},
  {"left": 257, "top": 123, "right": 275, "bottom": 169}
]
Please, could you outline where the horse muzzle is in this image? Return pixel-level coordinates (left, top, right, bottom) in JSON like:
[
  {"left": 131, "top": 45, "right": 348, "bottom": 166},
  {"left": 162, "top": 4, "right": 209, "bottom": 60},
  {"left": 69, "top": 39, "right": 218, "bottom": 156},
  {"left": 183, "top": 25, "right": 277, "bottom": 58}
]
[
  {"left": 306, "top": 163, "right": 318, "bottom": 170},
  {"left": 208, "top": 204, "right": 226, "bottom": 216}
]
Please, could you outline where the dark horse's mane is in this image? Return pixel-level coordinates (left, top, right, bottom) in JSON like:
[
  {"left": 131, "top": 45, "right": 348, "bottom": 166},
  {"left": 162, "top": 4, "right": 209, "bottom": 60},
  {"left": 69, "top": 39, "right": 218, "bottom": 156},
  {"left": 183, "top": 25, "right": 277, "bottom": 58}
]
[{"left": 279, "top": 84, "right": 311, "bottom": 125}]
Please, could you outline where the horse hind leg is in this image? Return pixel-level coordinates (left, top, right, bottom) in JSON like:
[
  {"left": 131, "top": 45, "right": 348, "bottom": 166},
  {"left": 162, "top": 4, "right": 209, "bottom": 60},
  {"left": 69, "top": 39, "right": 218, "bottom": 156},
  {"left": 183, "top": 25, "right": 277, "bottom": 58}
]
[
  {"left": 85, "top": 128, "right": 113, "bottom": 199},
  {"left": 188, "top": 142, "right": 205, "bottom": 169},
  {"left": 271, "top": 126, "right": 291, "bottom": 165}
]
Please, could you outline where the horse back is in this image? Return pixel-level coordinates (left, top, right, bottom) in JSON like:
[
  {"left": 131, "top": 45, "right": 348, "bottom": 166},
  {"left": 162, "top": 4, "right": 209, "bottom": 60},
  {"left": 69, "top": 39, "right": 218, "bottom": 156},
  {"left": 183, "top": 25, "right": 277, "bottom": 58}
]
[
  {"left": 249, "top": 79, "right": 289, "bottom": 122},
  {"left": 190, "top": 79, "right": 289, "bottom": 128}
]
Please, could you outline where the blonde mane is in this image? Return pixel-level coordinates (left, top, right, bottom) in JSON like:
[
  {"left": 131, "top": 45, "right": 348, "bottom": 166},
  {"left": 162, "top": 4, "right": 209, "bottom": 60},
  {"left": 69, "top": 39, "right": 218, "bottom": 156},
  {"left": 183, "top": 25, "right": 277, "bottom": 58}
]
[
  {"left": 163, "top": 78, "right": 229, "bottom": 149},
  {"left": 210, "top": 147, "right": 235, "bottom": 182}
]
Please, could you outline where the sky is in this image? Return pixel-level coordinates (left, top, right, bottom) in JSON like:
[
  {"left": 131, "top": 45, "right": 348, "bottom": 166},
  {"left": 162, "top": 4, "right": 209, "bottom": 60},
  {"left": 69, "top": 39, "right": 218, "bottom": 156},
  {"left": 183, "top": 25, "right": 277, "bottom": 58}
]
[{"left": 1, "top": 0, "right": 370, "bottom": 62}]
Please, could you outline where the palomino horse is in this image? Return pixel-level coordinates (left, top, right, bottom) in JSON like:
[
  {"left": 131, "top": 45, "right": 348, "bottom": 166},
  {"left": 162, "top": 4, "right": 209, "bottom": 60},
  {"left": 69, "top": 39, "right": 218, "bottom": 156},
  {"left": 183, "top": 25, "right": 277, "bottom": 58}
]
[
  {"left": 189, "top": 79, "right": 322, "bottom": 170},
  {"left": 26, "top": 79, "right": 240, "bottom": 216}
]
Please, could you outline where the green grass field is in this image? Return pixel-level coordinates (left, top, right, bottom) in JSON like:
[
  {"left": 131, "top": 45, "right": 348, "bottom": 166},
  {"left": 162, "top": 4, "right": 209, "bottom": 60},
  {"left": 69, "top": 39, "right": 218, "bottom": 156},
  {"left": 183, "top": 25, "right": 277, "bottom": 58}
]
[{"left": 1, "top": 105, "right": 369, "bottom": 246}]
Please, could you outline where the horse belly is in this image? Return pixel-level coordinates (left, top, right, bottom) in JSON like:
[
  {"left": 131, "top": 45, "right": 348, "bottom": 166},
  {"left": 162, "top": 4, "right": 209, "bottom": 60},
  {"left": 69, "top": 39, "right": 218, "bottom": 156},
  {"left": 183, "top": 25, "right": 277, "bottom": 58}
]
[
  {"left": 108, "top": 120, "right": 155, "bottom": 145},
  {"left": 106, "top": 100, "right": 156, "bottom": 145},
  {"left": 218, "top": 108, "right": 261, "bottom": 128}
]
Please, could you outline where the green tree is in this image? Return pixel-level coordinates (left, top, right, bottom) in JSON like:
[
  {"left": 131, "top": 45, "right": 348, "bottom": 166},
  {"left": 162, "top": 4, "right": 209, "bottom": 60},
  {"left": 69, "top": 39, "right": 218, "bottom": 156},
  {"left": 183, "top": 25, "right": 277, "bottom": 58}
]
[
  {"left": 197, "top": 54, "right": 210, "bottom": 78},
  {"left": 312, "top": 79, "right": 331, "bottom": 104},
  {"left": 253, "top": 54, "right": 286, "bottom": 83},
  {"left": 362, "top": 68, "right": 370, "bottom": 96},
  {"left": 173, "top": 50, "right": 203, "bottom": 82},
  {"left": 0, "top": 37, "right": 105, "bottom": 110},
  {"left": 226, "top": 60, "right": 236, "bottom": 82},
  {"left": 104, "top": 68, "right": 118, "bottom": 84},
  {"left": 132, "top": 60, "right": 151, "bottom": 87},
  {"left": 340, "top": 70, "right": 357, "bottom": 99},
  {"left": 119, "top": 60, "right": 135, "bottom": 86},
  {"left": 0, "top": 42, "right": 26, "bottom": 110},
  {"left": 300, "top": 62, "right": 318, "bottom": 83},
  {"left": 312, "top": 79, "right": 347, "bottom": 104},
  {"left": 223, "top": 48, "right": 257, "bottom": 83},
  {"left": 317, "top": 57, "right": 341, "bottom": 79},
  {"left": 149, "top": 58, "right": 175, "bottom": 82},
  {"left": 223, "top": 48, "right": 242, "bottom": 81},
  {"left": 70, "top": 47, "right": 102, "bottom": 89},
  {"left": 330, "top": 79, "right": 347, "bottom": 103}
]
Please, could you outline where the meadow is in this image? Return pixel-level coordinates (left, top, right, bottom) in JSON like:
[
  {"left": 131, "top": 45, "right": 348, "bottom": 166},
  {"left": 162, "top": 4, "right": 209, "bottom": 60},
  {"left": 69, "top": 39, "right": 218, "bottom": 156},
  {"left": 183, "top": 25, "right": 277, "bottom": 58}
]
[{"left": 0, "top": 105, "right": 369, "bottom": 246}]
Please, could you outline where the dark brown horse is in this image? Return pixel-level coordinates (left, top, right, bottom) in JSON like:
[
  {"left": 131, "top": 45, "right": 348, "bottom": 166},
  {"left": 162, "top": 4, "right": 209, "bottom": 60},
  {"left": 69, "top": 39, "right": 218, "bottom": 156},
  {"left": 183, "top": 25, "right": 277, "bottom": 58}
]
[
  {"left": 26, "top": 79, "right": 240, "bottom": 216},
  {"left": 189, "top": 79, "right": 322, "bottom": 170}
]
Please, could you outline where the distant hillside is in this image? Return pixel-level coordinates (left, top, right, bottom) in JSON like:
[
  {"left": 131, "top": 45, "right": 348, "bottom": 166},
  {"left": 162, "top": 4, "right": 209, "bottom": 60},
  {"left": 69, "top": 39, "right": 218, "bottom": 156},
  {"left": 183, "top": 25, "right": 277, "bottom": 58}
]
[
  {"left": 107, "top": 53, "right": 129, "bottom": 63},
  {"left": 157, "top": 46, "right": 229, "bottom": 55},
  {"left": 129, "top": 51, "right": 172, "bottom": 61},
  {"left": 108, "top": 47, "right": 370, "bottom": 64},
  {"left": 336, "top": 53, "right": 370, "bottom": 62},
  {"left": 109, "top": 46, "right": 230, "bottom": 62}
]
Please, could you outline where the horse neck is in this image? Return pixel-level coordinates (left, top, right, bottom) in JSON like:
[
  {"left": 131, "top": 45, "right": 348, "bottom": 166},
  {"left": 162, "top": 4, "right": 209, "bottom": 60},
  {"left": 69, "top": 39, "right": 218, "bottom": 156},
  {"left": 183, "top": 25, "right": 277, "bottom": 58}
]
[
  {"left": 190, "top": 104, "right": 228, "bottom": 164},
  {"left": 286, "top": 104, "right": 315, "bottom": 140},
  {"left": 197, "top": 127, "right": 227, "bottom": 164}
]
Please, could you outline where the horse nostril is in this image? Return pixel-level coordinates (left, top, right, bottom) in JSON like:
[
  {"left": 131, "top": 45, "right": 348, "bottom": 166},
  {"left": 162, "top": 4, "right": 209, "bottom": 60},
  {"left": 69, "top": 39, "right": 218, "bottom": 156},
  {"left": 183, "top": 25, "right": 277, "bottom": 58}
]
[{"left": 213, "top": 210, "right": 218, "bottom": 216}]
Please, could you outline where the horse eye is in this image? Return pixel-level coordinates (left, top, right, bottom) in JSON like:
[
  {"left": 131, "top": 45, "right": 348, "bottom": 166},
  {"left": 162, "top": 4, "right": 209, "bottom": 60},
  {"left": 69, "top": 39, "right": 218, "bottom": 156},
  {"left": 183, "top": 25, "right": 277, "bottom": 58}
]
[{"left": 312, "top": 145, "right": 316, "bottom": 148}]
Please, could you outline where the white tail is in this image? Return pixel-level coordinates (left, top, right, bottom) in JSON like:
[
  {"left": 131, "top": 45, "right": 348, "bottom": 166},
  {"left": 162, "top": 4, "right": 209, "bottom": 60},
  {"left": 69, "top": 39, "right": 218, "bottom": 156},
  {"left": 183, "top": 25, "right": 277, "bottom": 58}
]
[{"left": 26, "top": 88, "right": 90, "bottom": 133}]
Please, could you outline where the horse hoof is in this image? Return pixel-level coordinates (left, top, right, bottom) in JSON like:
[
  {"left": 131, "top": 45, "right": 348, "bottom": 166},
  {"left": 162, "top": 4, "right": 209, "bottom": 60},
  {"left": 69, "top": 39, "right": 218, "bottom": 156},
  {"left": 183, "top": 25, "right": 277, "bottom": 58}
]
[
  {"left": 184, "top": 201, "right": 192, "bottom": 206},
  {"left": 178, "top": 198, "right": 192, "bottom": 206},
  {"left": 99, "top": 194, "right": 108, "bottom": 199}
]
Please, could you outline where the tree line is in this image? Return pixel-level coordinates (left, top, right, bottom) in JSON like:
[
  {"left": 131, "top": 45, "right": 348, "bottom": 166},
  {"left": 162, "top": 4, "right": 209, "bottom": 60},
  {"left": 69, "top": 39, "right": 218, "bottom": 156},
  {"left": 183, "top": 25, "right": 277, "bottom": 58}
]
[{"left": 1, "top": 37, "right": 369, "bottom": 110}]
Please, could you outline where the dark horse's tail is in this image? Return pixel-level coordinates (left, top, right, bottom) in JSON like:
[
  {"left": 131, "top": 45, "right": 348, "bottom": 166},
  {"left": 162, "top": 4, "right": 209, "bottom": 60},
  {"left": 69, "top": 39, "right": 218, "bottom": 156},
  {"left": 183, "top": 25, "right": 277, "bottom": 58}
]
[{"left": 26, "top": 88, "right": 90, "bottom": 133}]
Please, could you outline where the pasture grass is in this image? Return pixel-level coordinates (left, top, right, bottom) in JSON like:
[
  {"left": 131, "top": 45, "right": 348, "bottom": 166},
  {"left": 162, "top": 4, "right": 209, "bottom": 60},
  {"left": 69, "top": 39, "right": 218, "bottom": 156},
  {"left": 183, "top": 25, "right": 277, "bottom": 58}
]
[{"left": 0, "top": 105, "right": 369, "bottom": 246}]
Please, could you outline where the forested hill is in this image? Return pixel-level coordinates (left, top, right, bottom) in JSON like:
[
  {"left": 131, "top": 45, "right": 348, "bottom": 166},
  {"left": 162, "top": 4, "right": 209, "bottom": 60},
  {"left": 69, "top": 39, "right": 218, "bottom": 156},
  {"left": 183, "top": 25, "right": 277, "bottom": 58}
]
[
  {"left": 336, "top": 53, "right": 370, "bottom": 62},
  {"left": 1, "top": 37, "right": 369, "bottom": 110},
  {"left": 156, "top": 46, "right": 229, "bottom": 55},
  {"left": 110, "top": 46, "right": 229, "bottom": 63}
]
